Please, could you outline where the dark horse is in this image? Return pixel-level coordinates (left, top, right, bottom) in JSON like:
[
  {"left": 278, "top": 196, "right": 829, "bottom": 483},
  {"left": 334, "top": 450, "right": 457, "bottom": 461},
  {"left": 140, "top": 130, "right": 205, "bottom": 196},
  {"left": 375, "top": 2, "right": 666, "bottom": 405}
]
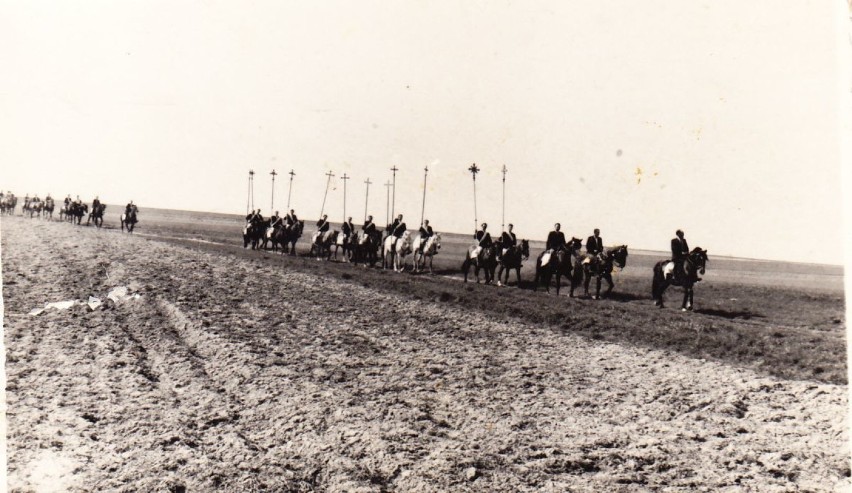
[
  {"left": 242, "top": 220, "right": 267, "bottom": 249},
  {"left": 534, "top": 238, "right": 582, "bottom": 295},
  {"left": 570, "top": 245, "right": 629, "bottom": 299},
  {"left": 43, "top": 198, "right": 54, "bottom": 219},
  {"left": 121, "top": 206, "right": 138, "bottom": 232},
  {"left": 463, "top": 244, "right": 497, "bottom": 284},
  {"left": 352, "top": 230, "right": 382, "bottom": 267},
  {"left": 266, "top": 220, "right": 304, "bottom": 255},
  {"left": 70, "top": 203, "right": 88, "bottom": 225},
  {"left": 87, "top": 204, "right": 107, "bottom": 228},
  {"left": 652, "top": 248, "right": 708, "bottom": 311},
  {"left": 496, "top": 239, "right": 530, "bottom": 287}
]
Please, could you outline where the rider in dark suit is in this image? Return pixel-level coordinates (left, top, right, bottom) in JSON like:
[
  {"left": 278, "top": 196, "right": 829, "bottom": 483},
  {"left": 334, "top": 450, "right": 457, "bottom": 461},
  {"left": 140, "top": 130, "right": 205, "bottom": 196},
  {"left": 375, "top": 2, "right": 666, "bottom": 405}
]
[
  {"left": 546, "top": 223, "right": 566, "bottom": 252},
  {"left": 316, "top": 215, "right": 330, "bottom": 233},
  {"left": 342, "top": 217, "right": 355, "bottom": 238},
  {"left": 418, "top": 220, "right": 434, "bottom": 253},
  {"left": 475, "top": 223, "right": 493, "bottom": 247},
  {"left": 363, "top": 215, "right": 377, "bottom": 235},
  {"left": 390, "top": 214, "right": 406, "bottom": 238},
  {"left": 586, "top": 228, "right": 603, "bottom": 256},
  {"left": 671, "top": 229, "right": 690, "bottom": 281},
  {"left": 285, "top": 209, "right": 298, "bottom": 226},
  {"left": 497, "top": 224, "right": 517, "bottom": 260}
]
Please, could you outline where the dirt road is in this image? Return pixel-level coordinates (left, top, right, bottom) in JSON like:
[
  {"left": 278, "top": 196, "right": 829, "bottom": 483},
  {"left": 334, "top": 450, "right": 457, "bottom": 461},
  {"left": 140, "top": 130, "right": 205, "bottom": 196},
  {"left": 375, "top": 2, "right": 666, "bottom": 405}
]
[{"left": 3, "top": 218, "right": 848, "bottom": 491}]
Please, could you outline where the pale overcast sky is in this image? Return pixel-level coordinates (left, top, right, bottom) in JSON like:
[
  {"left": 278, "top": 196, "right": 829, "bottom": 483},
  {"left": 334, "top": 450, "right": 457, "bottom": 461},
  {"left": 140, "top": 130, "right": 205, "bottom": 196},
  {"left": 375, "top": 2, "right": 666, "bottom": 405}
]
[{"left": 1, "top": 1, "right": 847, "bottom": 264}]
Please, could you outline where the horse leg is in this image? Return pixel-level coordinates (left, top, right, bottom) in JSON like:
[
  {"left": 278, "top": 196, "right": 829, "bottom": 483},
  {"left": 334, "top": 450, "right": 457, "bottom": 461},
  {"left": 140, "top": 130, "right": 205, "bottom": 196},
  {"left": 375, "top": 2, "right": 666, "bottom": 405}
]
[
  {"left": 687, "top": 286, "right": 694, "bottom": 311},
  {"left": 681, "top": 286, "right": 690, "bottom": 311},
  {"left": 595, "top": 276, "right": 603, "bottom": 300},
  {"left": 583, "top": 271, "right": 592, "bottom": 298},
  {"left": 463, "top": 259, "right": 470, "bottom": 282}
]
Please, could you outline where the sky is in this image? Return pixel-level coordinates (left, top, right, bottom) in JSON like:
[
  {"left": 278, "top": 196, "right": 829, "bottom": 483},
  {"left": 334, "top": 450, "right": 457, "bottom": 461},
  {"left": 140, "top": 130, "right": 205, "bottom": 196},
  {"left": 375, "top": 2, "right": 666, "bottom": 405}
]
[{"left": 1, "top": 1, "right": 848, "bottom": 264}]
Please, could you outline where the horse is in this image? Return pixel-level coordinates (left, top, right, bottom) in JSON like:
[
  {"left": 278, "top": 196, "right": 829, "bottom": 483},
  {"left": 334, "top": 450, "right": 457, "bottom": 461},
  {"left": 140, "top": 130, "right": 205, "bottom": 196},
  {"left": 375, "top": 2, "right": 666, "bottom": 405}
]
[
  {"left": 87, "top": 204, "right": 107, "bottom": 228},
  {"left": 279, "top": 220, "right": 304, "bottom": 255},
  {"left": 43, "top": 198, "right": 54, "bottom": 219},
  {"left": 332, "top": 232, "right": 356, "bottom": 262},
  {"left": 242, "top": 220, "right": 267, "bottom": 249},
  {"left": 120, "top": 206, "right": 138, "bottom": 232},
  {"left": 0, "top": 195, "right": 16, "bottom": 215},
  {"left": 352, "top": 229, "right": 382, "bottom": 267},
  {"left": 570, "top": 245, "right": 629, "bottom": 299},
  {"left": 382, "top": 231, "right": 412, "bottom": 272},
  {"left": 412, "top": 233, "right": 442, "bottom": 273},
  {"left": 496, "top": 239, "right": 530, "bottom": 287},
  {"left": 28, "top": 200, "right": 43, "bottom": 218},
  {"left": 310, "top": 230, "right": 338, "bottom": 260},
  {"left": 533, "top": 238, "right": 582, "bottom": 294},
  {"left": 652, "top": 248, "right": 708, "bottom": 311},
  {"left": 463, "top": 243, "right": 497, "bottom": 284},
  {"left": 70, "top": 203, "right": 88, "bottom": 225}
]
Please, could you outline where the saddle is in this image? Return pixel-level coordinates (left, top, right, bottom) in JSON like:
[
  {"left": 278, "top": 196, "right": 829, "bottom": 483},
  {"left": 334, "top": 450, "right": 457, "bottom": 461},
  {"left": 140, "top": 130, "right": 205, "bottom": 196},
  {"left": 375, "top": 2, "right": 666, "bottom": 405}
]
[{"left": 540, "top": 250, "right": 553, "bottom": 267}]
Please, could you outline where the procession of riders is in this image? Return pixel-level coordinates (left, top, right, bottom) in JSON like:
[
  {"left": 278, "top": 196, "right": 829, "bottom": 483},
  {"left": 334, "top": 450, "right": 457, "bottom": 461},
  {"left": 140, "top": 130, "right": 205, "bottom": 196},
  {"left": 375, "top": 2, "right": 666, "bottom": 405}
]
[
  {"left": 2, "top": 191, "right": 139, "bottom": 233},
  {"left": 241, "top": 206, "right": 705, "bottom": 308}
]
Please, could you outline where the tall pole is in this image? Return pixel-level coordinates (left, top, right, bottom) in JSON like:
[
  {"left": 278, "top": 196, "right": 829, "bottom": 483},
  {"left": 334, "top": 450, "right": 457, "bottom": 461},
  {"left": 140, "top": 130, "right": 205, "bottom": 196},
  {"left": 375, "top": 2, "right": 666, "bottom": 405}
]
[
  {"left": 320, "top": 170, "right": 334, "bottom": 218},
  {"left": 363, "top": 178, "right": 372, "bottom": 223},
  {"left": 390, "top": 166, "right": 398, "bottom": 220},
  {"left": 501, "top": 164, "right": 507, "bottom": 232},
  {"left": 270, "top": 169, "right": 278, "bottom": 212},
  {"left": 384, "top": 181, "right": 392, "bottom": 226},
  {"left": 420, "top": 165, "right": 428, "bottom": 226},
  {"left": 468, "top": 163, "right": 479, "bottom": 230},
  {"left": 286, "top": 169, "right": 295, "bottom": 210},
  {"left": 340, "top": 173, "right": 350, "bottom": 220},
  {"left": 249, "top": 169, "right": 255, "bottom": 212},
  {"left": 246, "top": 170, "right": 252, "bottom": 215}
]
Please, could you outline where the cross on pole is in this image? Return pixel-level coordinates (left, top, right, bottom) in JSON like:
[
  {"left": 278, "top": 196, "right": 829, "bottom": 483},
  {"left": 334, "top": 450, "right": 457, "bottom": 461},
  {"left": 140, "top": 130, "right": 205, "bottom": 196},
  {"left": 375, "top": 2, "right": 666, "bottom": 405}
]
[
  {"left": 384, "top": 180, "right": 392, "bottom": 226},
  {"left": 363, "top": 178, "right": 372, "bottom": 223},
  {"left": 468, "top": 163, "right": 479, "bottom": 229},
  {"left": 421, "top": 165, "right": 428, "bottom": 226},
  {"left": 390, "top": 166, "right": 398, "bottom": 220},
  {"left": 247, "top": 169, "right": 255, "bottom": 214},
  {"left": 286, "top": 169, "right": 295, "bottom": 210},
  {"left": 320, "top": 170, "right": 334, "bottom": 218},
  {"left": 270, "top": 169, "right": 278, "bottom": 212},
  {"left": 501, "top": 164, "right": 507, "bottom": 232},
  {"left": 340, "top": 173, "right": 350, "bottom": 220}
]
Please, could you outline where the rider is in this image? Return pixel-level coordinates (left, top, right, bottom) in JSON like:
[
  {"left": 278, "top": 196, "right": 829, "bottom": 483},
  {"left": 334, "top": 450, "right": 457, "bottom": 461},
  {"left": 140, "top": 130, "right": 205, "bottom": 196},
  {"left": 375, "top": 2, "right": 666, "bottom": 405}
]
[
  {"left": 418, "top": 219, "right": 434, "bottom": 253},
  {"left": 342, "top": 216, "right": 355, "bottom": 240},
  {"left": 362, "top": 215, "right": 377, "bottom": 235},
  {"left": 586, "top": 228, "right": 603, "bottom": 256},
  {"left": 316, "top": 214, "right": 330, "bottom": 233},
  {"left": 269, "top": 210, "right": 282, "bottom": 228},
  {"left": 64, "top": 195, "right": 72, "bottom": 207},
  {"left": 389, "top": 214, "right": 406, "bottom": 238},
  {"left": 670, "top": 229, "right": 692, "bottom": 282},
  {"left": 92, "top": 196, "right": 101, "bottom": 212},
  {"left": 250, "top": 209, "right": 263, "bottom": 224},
  {"left": 498, "top": 223, "right": 517, "bottom": 260},
  {"left": 475, "top": 223, "right": 493, "bottom": 246},
  {"left": 285, "top": 209, "right": 298, "bottom": 226},
  {"left": 546, "top": 223, "right": 566, "bottom": 252}
]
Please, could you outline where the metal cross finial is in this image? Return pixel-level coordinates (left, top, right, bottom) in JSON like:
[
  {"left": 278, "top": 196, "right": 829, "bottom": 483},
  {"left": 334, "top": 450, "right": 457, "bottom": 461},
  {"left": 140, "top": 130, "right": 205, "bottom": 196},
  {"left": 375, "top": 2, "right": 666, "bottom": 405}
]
[
  {"left": 286, "top": 169, "right": 296, "bottom": 209},
  {"left": 468, "top": 163, "right": 480, "bottom": 179},
  {"left": 341, "top": 173, "right": 350, "bottom": 181},
  {"left": 289, "top": 169, "right": 295, "bottom": 178},
  {"left": 363, "top": 178, "right": 372, "bottom": 222},
  {"left": 271, "top": 169, "right": 278, "bottom": 177},
  {"left": 325, "top": 170, "right": 335, "bottom": 178}
]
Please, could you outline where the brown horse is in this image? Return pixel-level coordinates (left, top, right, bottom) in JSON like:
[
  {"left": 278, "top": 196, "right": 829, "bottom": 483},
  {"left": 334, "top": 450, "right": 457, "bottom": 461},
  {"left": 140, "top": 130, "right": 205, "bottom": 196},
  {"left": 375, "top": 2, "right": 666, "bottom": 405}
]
[
  {"left": 570, "top": 245, "right": 629, "bottom": 299},
  {"left": 533, "top": 237, "right": 582, "bottom": 295},
  {"left": 496, "top": 239, "right": 530, "bottom": 287},
  {"left": 652, "top": 248, "right": 708, "bottom": 311}
]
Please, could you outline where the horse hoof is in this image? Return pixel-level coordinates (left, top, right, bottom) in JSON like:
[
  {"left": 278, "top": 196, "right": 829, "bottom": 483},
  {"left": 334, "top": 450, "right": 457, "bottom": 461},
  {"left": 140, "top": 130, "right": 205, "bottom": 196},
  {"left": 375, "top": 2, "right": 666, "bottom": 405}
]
[{"left": 681, "top": 308, "right": 687, "bottom": 312}]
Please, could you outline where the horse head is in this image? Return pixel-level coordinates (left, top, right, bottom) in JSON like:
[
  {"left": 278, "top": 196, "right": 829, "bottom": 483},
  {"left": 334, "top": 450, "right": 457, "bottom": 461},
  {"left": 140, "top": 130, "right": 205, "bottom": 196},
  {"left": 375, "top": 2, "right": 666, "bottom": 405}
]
[
  {"left": 689, "top": 247, "right": 708, "bottom": 274},
  {"left": 520, "top": 239, "right": 530, "bottom": 259},
  {"left": 609, "top": 245, "right": 629, "bottom": 269}
]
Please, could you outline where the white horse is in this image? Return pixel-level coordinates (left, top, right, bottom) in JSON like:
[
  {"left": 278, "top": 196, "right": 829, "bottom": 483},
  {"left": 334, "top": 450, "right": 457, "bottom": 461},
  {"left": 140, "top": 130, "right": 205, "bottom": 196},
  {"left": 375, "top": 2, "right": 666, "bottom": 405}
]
[
  {"left": 412, "top": 233, "right": 441, "bottom": 273},
  {"left": 310, "top": 230, "right": 338, "bottom": 260},
  {"left": 382, "top": 231, "right": 412, "bottom": 272}
]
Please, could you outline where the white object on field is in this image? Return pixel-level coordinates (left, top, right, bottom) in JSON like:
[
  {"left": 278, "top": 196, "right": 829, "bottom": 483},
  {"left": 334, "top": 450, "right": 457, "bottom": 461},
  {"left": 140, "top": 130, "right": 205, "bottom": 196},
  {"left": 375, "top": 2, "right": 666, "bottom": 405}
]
[
  {"left": 28, "top": 300, "right": 78, "bottom": 316},
  {"left": 107, "top": 286, "right": 129, "bottom": 302},
  {"left": 87, "top": 297, "right": 103, "bottom": 311}
]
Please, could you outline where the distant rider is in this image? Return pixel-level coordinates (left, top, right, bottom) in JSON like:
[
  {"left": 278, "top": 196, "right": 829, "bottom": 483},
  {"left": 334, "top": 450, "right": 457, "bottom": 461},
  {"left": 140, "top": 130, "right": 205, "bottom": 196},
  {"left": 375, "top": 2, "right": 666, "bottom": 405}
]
[
  {"left": 586, "top": 228, "right": 603, "bottom": 256},
  {"left": 362, "top": 215, "right": 377, "bottom": 235},
  {"left": 670, "top": 229, "right": 693, "bottom": 282},
  {"left": 498, "top": 223, "right": 517, "bottom": 260},
  {"left": 418, "top": 219, "right": 434, "bottom": 253}
]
